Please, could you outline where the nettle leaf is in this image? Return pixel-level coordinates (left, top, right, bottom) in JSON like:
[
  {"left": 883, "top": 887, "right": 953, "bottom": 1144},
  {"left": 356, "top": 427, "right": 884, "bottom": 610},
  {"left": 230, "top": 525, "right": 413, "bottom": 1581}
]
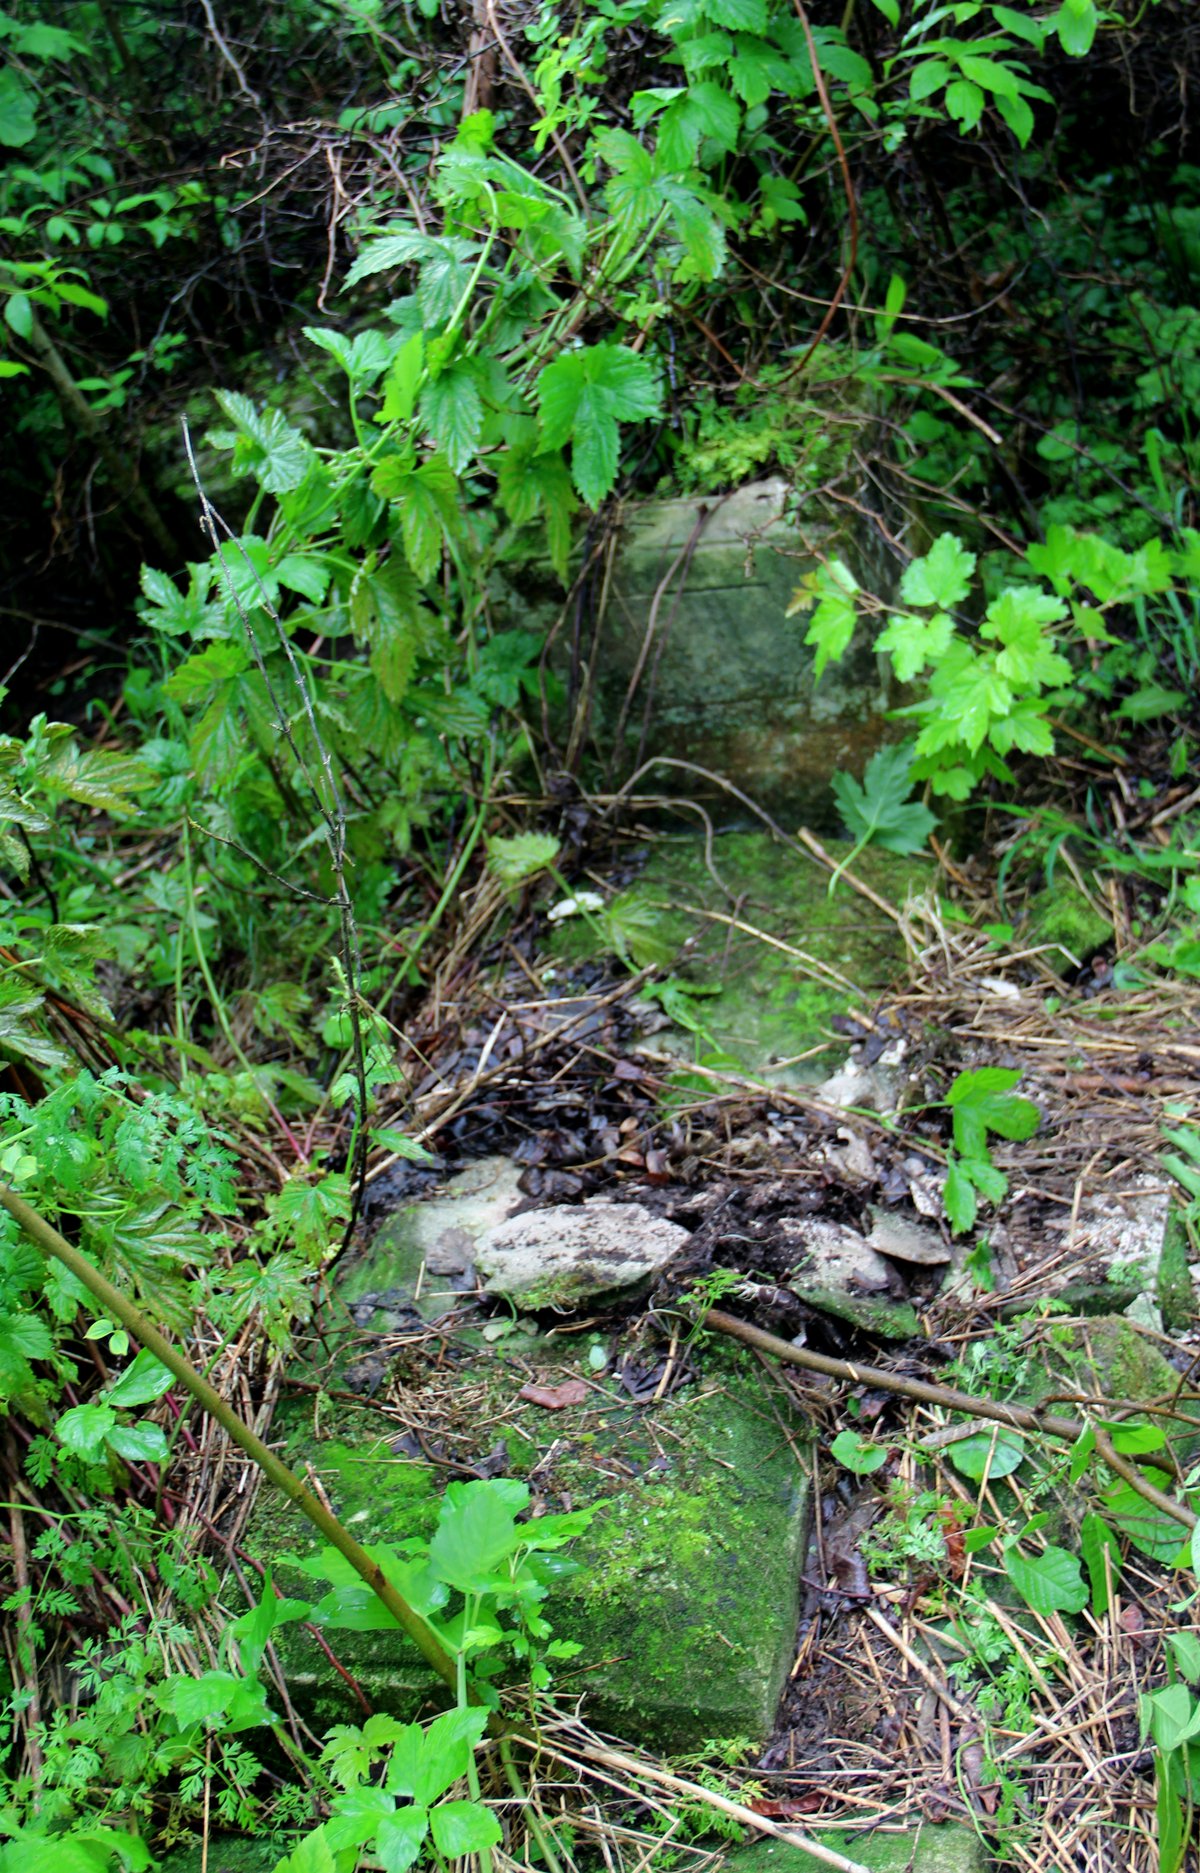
[
  {"left": 535, "top": 344, "right": 660, "bottom": 508},
  {"left": 786, "top": 557, "right": 859, "bottom": 677},
  {"left": 350, "top": 559, "right": 426, "bottom": 704},
  {"left": 418, "top": 363, "right": 484, "bottom": 473},
  {"left": 899, "top": 534, "right": 976, "bottom": 609},
  {"left": 831, "top": 742, "right": 937, "bottom": 856},
  {"left": 371, "top": 452, "right": 459, "bottom": 583},
  {"left": 344, "top": 226, "right": 431, "bottom": 286},
  {"left": 209, "top": 390, "right": 313, "bottom": 495},
  {"left": 635, "top": 82, "right": 742, "bottom": 170},
  {"left": 40, "top": 742, "right": 153, "bottom": 817},
  {"left": 1003, "top": 1542, "right": 1087, "bottom": 1615},
  {"left": 496, "top": 429, "right": 578, "bottom": 582},
  {"left": 874, "top": 610, "right": 955, "bottom": 683},
  {"left": 947, "top": 1067, "right": 1040, "bottom": 1157}
]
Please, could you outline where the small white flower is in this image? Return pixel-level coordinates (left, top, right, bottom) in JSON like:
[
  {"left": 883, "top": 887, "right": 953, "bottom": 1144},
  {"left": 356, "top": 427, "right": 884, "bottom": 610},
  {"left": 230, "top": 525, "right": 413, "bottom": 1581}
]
[{"left": 547, "top": 891, "right": 605, "bottom": 922}]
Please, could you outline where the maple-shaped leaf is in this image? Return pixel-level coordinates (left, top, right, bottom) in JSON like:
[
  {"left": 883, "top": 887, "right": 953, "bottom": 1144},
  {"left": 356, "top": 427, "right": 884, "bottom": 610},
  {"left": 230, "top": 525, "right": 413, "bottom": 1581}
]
[
  {"left": 873, "top": 609, "right": 955, "bottom": 682},
  {"left": 208, "top": 390, "right": 313, "bottom": 495},
  {"left": 921, "top": 641, "right": 1013, "bottom": 753},
  {"left": 830, "top": 741, "right": 937, "bottom": 859},
  {"left": 946, "top": 1067, "right": 1039, "bottom": 1159},
  {"left": 371, "top": 451, "right": 459, "bottom": 583},
  {"left": 899, "top": 533, "right": 976, "bottom": 609},
  {"left": 535, "top": 344, "right": 660, "bottom": 508},
  {"left": 786, "top": 557, "right": 859, "bottom": 677},
  {"left": 979, "top": 585, "right": 1072, "bottom": 689}
]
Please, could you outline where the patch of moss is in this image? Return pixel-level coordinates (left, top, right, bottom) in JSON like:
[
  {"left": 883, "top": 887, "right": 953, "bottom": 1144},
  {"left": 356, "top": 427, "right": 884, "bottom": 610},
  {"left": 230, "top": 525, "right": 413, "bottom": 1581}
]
[
  {"left": 1156, "top": 1205, "right": 1194, "bottom": 1331},
  {"left": 155, "top": 1836, "right": 287, "bottom": 1873},
  {"left": 554, "top": 832, "right": 929, "bottom": 1086},
  {"left": 246, "top": 1360, "right": 811, "bottom": 1751},
  {"left": 1027, "top": 883, "right": 1113, "bottom": 966},
  {"left": 789, "top": 1286, "right": 920, "bottom": 1341},
  {"left": 725, "top": 1824, "right": 987, "bottom": 1872}
]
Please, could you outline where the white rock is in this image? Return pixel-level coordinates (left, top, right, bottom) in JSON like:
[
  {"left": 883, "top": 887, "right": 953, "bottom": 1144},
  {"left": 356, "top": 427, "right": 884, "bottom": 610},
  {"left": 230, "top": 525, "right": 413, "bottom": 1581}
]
[{"left": 476, "top": 1200, "right": 691, "bottom": 1308}]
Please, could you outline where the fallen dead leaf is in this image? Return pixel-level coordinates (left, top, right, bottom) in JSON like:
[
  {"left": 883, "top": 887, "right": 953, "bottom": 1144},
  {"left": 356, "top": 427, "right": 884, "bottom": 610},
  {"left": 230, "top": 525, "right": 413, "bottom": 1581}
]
[{"left": 518, "top": 1381, "right": 590, "bottom": 1410}]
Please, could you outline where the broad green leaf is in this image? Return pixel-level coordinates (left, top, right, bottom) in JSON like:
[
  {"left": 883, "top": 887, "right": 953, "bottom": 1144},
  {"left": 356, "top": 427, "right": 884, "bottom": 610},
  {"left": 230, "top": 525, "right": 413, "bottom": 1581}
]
[
  {"left": 209, "top": 391, "right": 312, "bottom": 495},
  {"left": 371, "top": 452, "right": 459, "bottom": 583},
  {"left": 830, "top": 1428, "right": 887, "bottom": 1474},
  {"left": 429, "top": 1802, "right": 503, "bottom": 1858},
  {"left": 487, "top": 832, "right": 561, "bottom": 885},
  {"left": 1056, "top": 0, "right": 1097, "bottom": 56},
  {"left": 106, "top": 1348, "right": 173, "bottom": 1408},
  {"left": 418, "top": 364, "right": 484, "bottom": 472},
  {"left": 271, "top": 1823, "right": 340, "bottom": 1873},
  {"left": 1002, "top": 1542, "right": 1087, "bottom": 1615},
  {"left": 947, "top": 1067, "right": 1039, "bottom": 1158},
  {"left": 535, "top": 344, "right": 660, "bottom": 508},
  {"left": 108, "top": 1421, "right": 169, "bottom": 1463},
  {"left": 874, "top": 610, "right": 955, "bottom": 682},
  {"left": 0, "top": 68, "right": 37, "bottom": 147},
  {"left": 379, "top": 331, "right": 425, "bottom": 424},
  {"left": 56, "top": 1401, "right": 117, "bottom": 1460},
  {"left": 428, "top": 1477, "right": 530, "bottom": 1592},
  {"left": 374, "top": 1806, "right": 429, "bottom": 1873},
  {"left": 40, "top": 742, "right": 153, "bottom": 816},
  {"left": 786, "top": 557, "right": 860, "bottom": 677},
  {"left": 946, "top": 1430, "right": 1024, "bottom": 1481},
  {"left": 1102, "top": 1472, "right": 1189, "bottom": 1565},
  {"left": 943, "top": 1158, "right": 977, "bottom": 1235}
]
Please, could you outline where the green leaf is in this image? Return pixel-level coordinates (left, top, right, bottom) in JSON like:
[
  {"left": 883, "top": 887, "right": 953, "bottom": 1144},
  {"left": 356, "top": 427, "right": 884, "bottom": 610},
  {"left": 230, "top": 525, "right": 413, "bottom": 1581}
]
[
  {"left": 899, "top": 534, "right": 976, "bottom": 609},
  {"left": 210, "top": 391, "right": 313, "bottom": 495},
  {"left": 943, "top": 1158, "right": 977, "bottom": 1235},
  {"left": 271, "top": 1824, "right": 340, "bottom": 1873},
  {"left": 875, "top": 609, "right": 959, "bottom": 683},
  {"left": 106, "top": 1349, "right": 173, "bottom": 1408},
  {"left": 946, "top": 1430, "right": 1024, "bottom": 1481},
  {"left": 429, "top": 1802, "right": 502, "bottom": 1858},
  {"left": 108, "top": 1421, "right": 169, "bottom": 1463},
  {"left": 947, "top": 1067, "right": 1040, "bottom": 1158},
  {"left": 1002, "top": 1542, "right": 1087, "bottom": 1615},
  {"left": 40, "top": 741, "right": 153, "bottom": 816},
  {"left": 487, "top": 832, "right": 561, "bottom": 885},
  {"left": 371, "top": 452, "right": 459, "bottom": 583},
  {"left": 1102, "top": 1472, "right": 1189, "bottom": 1564},
  {"left": 535, "top": 344, "right": 661, "bottom": 508},
  {"left": 1080, "top": 1512, "right": 1120, "bottom": 1617},
  {"left": 830, "top": 742, "right": 937, "bottom": 857},
  {"left": 428, "top": 1477, "right": 530, "bottom": 1592},
  {"left": 1056, "top": 0, "right": 1097, "bottom": 56},
  {"left": 829, "top": 1428, "right": 887, "bottom": 1474},
  {"left": 379, "top": 331, "right": 426, "bottom": 424},
  {"left": 786, "top": 557, "right": 860, "bottom": 677},
  {"left": 374, "top": 1806, "right": 429, "bottom": 1873},
  {"left": 4, "top": 291, "right": 33, "bottom": 338},
  {"left": 56, "top": 1401, "right": 117, "bottom": 1461},
  {"left": 418, "top": 364, "right": 484, "bottom": 473},
  {"left": 0, "top": 67, "right": 37, "bottom": 147}
]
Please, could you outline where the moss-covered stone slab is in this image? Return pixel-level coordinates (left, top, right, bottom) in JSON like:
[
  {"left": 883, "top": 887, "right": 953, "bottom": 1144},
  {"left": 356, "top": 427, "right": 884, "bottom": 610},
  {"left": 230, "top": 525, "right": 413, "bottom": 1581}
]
[
  {"left": 155, "top": 1838, "right": 283, "bottom": 1873},
  {"left": 248, "top": 1360, "right": 810, "bottom": 1752},
  {"left": 553, "top": 831, "right": 930, "bottom": 1089},
  {"left": 558, "top": 479, "right": 898, "bottom": 816},
  {"left": 725, "top": 1824, "right": 988, "bottom": 1873}
]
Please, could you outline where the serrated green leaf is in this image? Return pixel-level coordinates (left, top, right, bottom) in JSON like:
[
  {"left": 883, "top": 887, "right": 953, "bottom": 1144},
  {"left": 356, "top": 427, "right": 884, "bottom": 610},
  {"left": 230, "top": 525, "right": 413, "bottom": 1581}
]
[
  {"left": 535, "top": 344, "right": 660, "bottom": 507},
  {"left": 487, "top": 832, "right": 560, "bottom": 886},
  {"left": 210, "top": 390, "right": 312, "bottom": 495},
  {"left": 873, "top": 610, "right": 955, "bottom": 682},
  {"left": 429, "top": 1802, "right": 502, "bottom": 1859},
  {"left": 787, "top": 557, "right": 860, "bottom": 677},
  {"left": 943, "top": 1158, "right": 977, "bottom": 1234},
  {"left": 418, "top": 363, "right": 483, "bottom": 472}
]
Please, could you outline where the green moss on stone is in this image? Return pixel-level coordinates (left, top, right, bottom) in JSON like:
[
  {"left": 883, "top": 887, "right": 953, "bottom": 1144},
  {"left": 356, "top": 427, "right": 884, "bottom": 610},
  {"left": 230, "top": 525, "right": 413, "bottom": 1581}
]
[
  {"left": 789, "top": 1286, "right": 920, "bottom": 1341},
  {"left": 246, "top": 1362, "right": 810, "bottom": 1752},
  {"left": 155, "top": 1836, "right": 287, "bottom": 1873},
  {"left": 725, "top": 1824, "right": 987, "bottom": 1873},
  {"left": 554, "top": 832, "right": 929, "bottom": 1087},
  {"left": 1156, "top": 1206, "right": 1194, "bottom": 1331},
  {"left": 1027, "top": 884, "right": 1113, "bottom": 966}
]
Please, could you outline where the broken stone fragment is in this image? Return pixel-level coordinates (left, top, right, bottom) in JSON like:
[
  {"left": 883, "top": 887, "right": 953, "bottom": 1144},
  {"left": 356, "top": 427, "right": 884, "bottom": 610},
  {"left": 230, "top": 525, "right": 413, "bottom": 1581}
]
[{"left": 476, "top": 1199, "right": 692, "bottom": 1308}]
